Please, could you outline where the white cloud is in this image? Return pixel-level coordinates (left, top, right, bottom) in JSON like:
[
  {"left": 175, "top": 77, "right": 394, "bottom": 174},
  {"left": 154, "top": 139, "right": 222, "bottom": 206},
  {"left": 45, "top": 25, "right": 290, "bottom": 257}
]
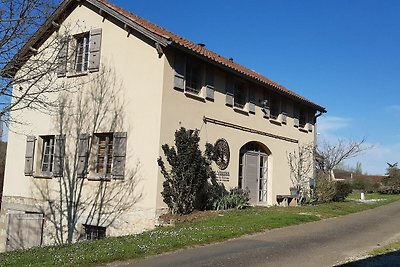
[
  {"left": 317, "top": 116, "right": 351, "bottom": 135},
  {"left": 345, "top": 142, "right": 400, "bottom": 175},
  {"left": 315, "top": 115, "right": 400, "bottom": 175}
]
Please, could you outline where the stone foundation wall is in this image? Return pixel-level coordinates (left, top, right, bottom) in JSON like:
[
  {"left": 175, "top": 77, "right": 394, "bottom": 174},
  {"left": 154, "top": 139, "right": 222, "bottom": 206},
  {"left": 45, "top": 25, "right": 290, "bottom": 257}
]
[{"left": 0, "top": 195, "right": 166, "bottom": 252}]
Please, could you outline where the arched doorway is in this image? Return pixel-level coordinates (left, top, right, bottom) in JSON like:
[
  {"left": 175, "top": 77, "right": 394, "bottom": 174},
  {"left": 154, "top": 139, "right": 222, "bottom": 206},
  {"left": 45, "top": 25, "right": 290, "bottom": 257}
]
[{"left": 239, "top": 142, "right": 270, "bottom": 205}]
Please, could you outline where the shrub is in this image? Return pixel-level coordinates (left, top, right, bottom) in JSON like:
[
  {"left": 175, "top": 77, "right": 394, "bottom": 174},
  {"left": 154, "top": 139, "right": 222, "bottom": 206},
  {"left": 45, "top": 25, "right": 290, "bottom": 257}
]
[
  {"left": 315, "top": 174, "right": 336, "bottom": 202},
  {"left": 199, "top": 182, "right": 227, "bottom": 211},
  {"left": 315, "top": 174, "right": 352, "bottom": 202},
  {"left": 351, "top": 179, "right": 380, "bottom": 193},
  {"left": 213, "top": 187, "right": 250, "bottom": 210},
  {"left": 158, "top": 127, "right": 216, "bottom": 215},
  {"left": 378, "top": 186, "right": 400, "bottom": 194},
  {"left": 333, "top": 182, "right": 352, "bottom": 202}
]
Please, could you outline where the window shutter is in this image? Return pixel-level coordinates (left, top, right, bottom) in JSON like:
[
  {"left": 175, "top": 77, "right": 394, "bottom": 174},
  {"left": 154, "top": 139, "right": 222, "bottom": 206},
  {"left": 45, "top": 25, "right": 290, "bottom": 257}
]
[
  {"left": 77, "top": 134, "right": 90, "bottom": 178},
  {"left": 262, "top": 95, "right": 270, "bottom": 119},
  {"left": 293, "top": 106, "right": 300, "bottom": 128},
  {"left": 24, "top": 136, "right": 36, "bottom": 176},
  {"left": 53, "top": 135, "right": 65, "bottom": 177},
  {"left": 57, "top": 37, "right": 69, "bottom": 77},
  {"left": 225, "top": 78, "right": 234, "bottom": 106},
  {"left": 68, "top": 37, "right": 77, "bottom": 72},
  {"left": 280, "top": 101, "right": 287, "bottom": 124},
  {"left": 112, "top": 132, "right": 127, "bottom": 179},
  {"left": 205, "top": 67, "right": 215, "bottom": 100},
  {"left": 306, "top": 111, "right": 315, "bottom": 132},
  {"left": 174, "top": 54, "right": 185, "bottom": 90},
  {"left": 89, "top": 28, "right": 102, "bottom": 72},
  {"left": 248, "top": 88, "right": 256, "bottom": 113}
]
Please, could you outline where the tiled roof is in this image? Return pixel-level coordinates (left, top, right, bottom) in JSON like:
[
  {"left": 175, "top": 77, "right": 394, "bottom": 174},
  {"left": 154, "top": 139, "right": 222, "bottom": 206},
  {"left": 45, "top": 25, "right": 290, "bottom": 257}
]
[
  {"left": 333, "top": 170, "right": 385, "bottom": 182},
  {"left": 98, "top": 0, "right": 326, "bottom": 112}
]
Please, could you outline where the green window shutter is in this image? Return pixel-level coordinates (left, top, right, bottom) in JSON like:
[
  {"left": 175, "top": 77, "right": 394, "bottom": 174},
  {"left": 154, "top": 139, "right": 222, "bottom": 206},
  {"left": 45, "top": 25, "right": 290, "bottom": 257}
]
[
  {"left": 174, "top": 53, "right": 185, "bottom": 90},
  {"left": 53, "top": 135, "right": 65, "bottom": 177},
  {"left": 89, "top": 28, "right": 102, "bottom": 72},
  {"left": 24, "top": 136, "right": 36, "bottom": 176},
  {"left": 225, "top": 78, "right": 234, "bottom": 106},
  {"left": 112, "top": 132, "right": 127, "bottom": 179},
  {"left": 77, "top": 134, "right": 90, "bottom": 178},
  {"left": 205, "top": 67, "right": 215, "bottom": 100},
  {"left": 57, "top": 37, "right": 69, "bottom": 77}
]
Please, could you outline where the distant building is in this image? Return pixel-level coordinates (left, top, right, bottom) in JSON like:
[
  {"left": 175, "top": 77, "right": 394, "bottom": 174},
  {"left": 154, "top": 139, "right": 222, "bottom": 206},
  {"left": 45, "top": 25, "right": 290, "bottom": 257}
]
[{"left": 332, "top": 169, "right": 385, "bottom": 183}]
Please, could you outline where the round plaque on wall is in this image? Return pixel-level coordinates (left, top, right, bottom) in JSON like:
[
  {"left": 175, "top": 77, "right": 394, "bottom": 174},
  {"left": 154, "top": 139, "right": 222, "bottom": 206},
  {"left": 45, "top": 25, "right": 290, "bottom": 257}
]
[{"left": 214, "top": 138, "right": 230, "bottom": 170}]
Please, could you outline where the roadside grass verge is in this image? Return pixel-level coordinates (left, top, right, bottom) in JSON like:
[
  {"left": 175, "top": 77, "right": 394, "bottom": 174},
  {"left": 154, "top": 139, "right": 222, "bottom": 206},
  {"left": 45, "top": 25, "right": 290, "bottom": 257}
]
[
  {"left": 340, "top": 238, "right": 400, "bottom": 266},
  {"left": 369, "top": 240, "right": 400, "bottom": 256},
  {"left": 1, "top": 193, "right": 399, "bottom": 267}
]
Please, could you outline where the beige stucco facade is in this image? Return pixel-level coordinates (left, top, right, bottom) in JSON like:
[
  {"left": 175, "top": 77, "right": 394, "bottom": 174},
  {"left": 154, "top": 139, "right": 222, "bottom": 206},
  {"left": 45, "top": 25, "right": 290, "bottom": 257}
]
[{"left": 0, "top": 0, "right": 324, "bottom": 251}]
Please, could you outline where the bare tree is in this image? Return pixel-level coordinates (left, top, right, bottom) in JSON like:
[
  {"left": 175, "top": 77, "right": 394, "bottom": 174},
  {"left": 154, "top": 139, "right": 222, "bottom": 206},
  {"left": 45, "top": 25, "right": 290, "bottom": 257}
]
[
  {"left": 0, "top": 0, "right": 79, "bottom": 126},
  {"left": 315, "top": 138, "right": 369, "bottom": 178},
  {"left": 314, "top": 138, "right": 369, "bottom": 202},
  {"left": 33, "top": 65, "right": 141, "bottom": 244},
  {"left": 287, "top": 143, "right": 314, "bottom": 204},
  {"left": 287, "top": 139, "right": 369, "bottom": 203}
]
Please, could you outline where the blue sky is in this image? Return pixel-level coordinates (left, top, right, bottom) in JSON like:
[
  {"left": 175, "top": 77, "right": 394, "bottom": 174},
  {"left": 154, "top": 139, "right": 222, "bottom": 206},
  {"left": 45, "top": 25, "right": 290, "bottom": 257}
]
[{"left": 110, "top": 0, "right": 400, "bottom": 175}]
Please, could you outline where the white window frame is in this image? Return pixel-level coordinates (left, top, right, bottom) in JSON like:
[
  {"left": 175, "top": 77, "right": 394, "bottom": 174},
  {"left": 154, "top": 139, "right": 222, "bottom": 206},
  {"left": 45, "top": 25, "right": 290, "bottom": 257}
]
[
  {"left": 39, "top": 135, "right": 55, "bottom": 175},
  {"left": 74, "top": 33, "right": 90, "bottom": 73}
]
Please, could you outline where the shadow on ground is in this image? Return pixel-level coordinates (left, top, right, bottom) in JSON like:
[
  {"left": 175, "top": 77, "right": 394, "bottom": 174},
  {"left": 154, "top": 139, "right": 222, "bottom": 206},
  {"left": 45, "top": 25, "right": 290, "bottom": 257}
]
[{"left": 337, "top": 250, "right": 400, "bottom": 267}]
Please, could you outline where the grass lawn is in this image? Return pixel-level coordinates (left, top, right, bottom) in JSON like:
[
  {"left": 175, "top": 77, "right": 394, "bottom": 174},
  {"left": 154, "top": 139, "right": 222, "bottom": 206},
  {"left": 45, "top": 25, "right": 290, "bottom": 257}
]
[{"left": 1, "top": 193, "right": 399, "bottom": 267}]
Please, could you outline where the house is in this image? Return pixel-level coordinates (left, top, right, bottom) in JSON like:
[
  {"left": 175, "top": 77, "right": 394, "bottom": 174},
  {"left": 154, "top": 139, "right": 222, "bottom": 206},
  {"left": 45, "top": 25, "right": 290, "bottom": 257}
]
[
  {"left": 332, "top": 169, "right": 385, "bottom": 184},
  {"left": 0, "top": 0, "right": 326, "bottom": 251}
]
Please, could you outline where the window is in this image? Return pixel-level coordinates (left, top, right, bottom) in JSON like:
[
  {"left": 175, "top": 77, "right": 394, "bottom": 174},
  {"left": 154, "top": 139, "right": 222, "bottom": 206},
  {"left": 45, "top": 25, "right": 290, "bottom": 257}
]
[
  {"left": 299, "top": 108, "right": 306, "bottom": 128},
  {"left": 95, "top": 133, "right": 113, "bottom": 175},
  {"left": 84, "top": 225, "right": 106, "bottom": 240},
  {"left": 270, "top": 95, "right": 280, "bottom": 120},
  {"left": 185, "top": 58, "right": 202, "bottom": 94},
  {"left": 40, "top": 136, "right": 55, "bottom": 173},
  {"left": 234, "top": 82, "right": 247, "bottom": 109},
  {"left": 57, "top": 29, "right": 102, "bottom": 77},
  {"left": 74, "top": 33, "right": 90, "bottom": 73},
  {"left": 24, "top": 135, "right": 65, "bottom": 177},
  {"left": 77, "top": 132, "right": 126, "bottom": 179},
  {"left": 174, "top": 54, "right": 214, "bottom": 99}
]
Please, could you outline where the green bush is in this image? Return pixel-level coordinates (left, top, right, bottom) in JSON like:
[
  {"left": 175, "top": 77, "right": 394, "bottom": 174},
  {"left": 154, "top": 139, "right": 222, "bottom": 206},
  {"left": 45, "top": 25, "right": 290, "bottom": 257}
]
[
  {"left": 351, "top": 179, "right": 380, "bottom": 193},
  {"left": 213, "top": 187, "right": 250, "bottom": 210},
  {"left": 158, "top": 127, "right": 217, "bottom": 215},
  {"left": 315, "top": 174, "right": 336, "bottom": 202},
  {"left": 200, "top": 182, "right": 227, "bottom": 210},
  {"left": 333, "top": 182, "right": 352, "bottom": 202},
  {"left": 315, "top": 174, "right": 352, "bottom": 202}
]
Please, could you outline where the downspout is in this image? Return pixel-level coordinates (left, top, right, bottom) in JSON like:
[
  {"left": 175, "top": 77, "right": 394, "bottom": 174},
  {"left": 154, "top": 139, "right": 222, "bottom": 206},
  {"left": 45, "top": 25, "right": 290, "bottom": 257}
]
[{"left": 312, "top": 111, "right": 324, "bottom": 192}]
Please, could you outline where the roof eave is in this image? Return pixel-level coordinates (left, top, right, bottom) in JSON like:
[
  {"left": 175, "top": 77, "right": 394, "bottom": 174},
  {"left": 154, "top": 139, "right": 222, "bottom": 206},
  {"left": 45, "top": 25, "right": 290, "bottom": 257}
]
[
  {"left": 86, "top": 0, "right": 170, "bottom": 46},
  {"left": 2, "top": 0, "right": 171, "bottom": 78},
  {"left": 170, "top": 42, "right": 327, "bottom": 113},
  {"left": 1, "top": 0, "right": 77, "bottom": 78}
]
